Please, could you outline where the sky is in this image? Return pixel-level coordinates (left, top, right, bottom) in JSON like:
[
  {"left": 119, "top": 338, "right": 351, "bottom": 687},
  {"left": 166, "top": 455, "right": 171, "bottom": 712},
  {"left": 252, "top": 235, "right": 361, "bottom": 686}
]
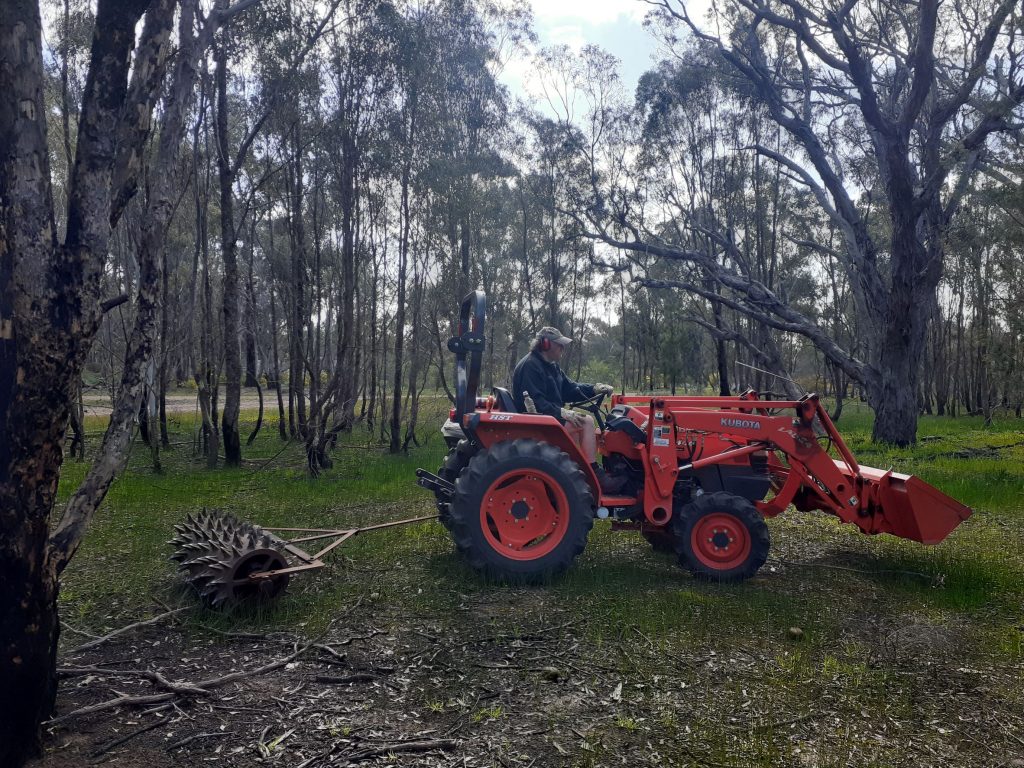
[{"left": 501, "top": 0, "right": 661, "bottom": 108}]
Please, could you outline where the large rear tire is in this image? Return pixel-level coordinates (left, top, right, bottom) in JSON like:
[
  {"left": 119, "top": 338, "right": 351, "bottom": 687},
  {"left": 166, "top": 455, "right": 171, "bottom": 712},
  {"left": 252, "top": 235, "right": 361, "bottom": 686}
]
[
  {"left": 673, "top": 492, "right": 769, "bottom": 582},
  {"left": 449, "top": 439, "right": 594, "bottom": 583}
]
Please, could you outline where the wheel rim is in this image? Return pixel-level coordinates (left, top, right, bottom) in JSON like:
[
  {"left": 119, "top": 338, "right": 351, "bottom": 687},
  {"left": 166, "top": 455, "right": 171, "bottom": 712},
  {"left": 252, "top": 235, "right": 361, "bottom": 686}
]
[
  {"left": 227, "top": 549, "right": 289, "bottom": 604},
  {"left": 480, "top": 469, "right": 570, "bottom": 560},
  {"left": 690, "top": 512, "right": 752, "bottom": 571}
]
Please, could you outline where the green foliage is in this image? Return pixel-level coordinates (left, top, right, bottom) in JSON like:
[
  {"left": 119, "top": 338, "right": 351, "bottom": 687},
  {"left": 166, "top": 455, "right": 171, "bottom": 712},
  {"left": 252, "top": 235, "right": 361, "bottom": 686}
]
[{"left": 58, "top": 403, "right": 1024, "bottom": 764}]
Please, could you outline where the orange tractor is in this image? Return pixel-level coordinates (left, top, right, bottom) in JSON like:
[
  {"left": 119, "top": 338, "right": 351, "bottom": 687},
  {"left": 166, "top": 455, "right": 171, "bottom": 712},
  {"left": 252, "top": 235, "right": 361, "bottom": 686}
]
[{"left": 416, "top": 291, "right": 972, "bottom": 583}]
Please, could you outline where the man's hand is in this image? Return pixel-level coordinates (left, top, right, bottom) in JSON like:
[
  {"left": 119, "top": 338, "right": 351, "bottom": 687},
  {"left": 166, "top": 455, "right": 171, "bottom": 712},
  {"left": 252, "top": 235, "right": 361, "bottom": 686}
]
[
  {"left": 594, "top": 383, "right": 615, "bottom": 396},
  {"left": 561, "top": 407, "right": 589, "bottom": 427}
]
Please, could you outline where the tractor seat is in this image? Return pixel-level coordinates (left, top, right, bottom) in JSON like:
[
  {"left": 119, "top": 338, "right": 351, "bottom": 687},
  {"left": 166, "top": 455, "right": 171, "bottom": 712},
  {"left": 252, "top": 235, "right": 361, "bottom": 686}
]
[
  {"left": 605, "top": 410, "right": 646, "bottom": 444},
  {"left": 492, "top": 386, "right": 517, "bottom": 413}
]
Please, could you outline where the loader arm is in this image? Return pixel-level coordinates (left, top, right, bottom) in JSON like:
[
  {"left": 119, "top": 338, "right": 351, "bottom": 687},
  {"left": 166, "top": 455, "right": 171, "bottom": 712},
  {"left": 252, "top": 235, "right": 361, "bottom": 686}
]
[{"left": 613, "top": 393, "right": 971, "bottom": 544}]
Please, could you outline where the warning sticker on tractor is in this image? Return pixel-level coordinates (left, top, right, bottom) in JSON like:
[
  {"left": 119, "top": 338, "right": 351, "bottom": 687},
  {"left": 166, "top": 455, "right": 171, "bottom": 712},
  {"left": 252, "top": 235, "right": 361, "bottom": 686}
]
[{"left": 653, "top": 426, "right": 671, "bottom": 446}]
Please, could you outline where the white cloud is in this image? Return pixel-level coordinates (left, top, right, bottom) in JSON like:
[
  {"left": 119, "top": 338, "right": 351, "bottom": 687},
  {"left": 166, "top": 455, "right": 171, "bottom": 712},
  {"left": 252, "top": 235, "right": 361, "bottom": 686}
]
[
  {"left": 528, "top": 0, "right": 649, "bottom": 26},
  {"left": 545, "top": 24, "right": 588, "bottom": 50}
]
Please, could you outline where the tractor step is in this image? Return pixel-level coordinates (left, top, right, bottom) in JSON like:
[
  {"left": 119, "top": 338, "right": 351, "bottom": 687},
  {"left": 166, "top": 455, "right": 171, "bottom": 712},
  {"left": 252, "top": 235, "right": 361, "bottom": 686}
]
[
  {"left": 599, "top": 494, "right": 639, "bottom": 507},
  {"left": 416, "top": 468, "right": 455, "bottom": 498}
]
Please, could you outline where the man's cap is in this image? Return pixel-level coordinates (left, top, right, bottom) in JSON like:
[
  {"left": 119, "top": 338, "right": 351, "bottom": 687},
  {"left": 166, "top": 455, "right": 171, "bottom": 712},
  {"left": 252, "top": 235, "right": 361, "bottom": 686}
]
[{"left": 536, "top": 326, "right": 572, "bottom": 346}]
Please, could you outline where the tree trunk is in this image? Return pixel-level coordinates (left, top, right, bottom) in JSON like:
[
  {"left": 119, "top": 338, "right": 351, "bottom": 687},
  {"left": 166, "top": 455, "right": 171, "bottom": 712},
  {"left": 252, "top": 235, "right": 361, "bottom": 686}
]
[
  {"left": 0, "top": 536, "right": 59, "bottom": 768},
  {"left": 246, "top": 378, "right": 263, "bottom": 445},
  {"left": 159, "top": 257, "right": 170, "bottom": 447},
  {"left": 68, "top": 381, "right": 86, "bottom": 460},
  {"left": 269, "top": 288, "right": 287, "bottom": 440},
  {"left": 390, "top": 78, "right": 418, "bottom": 453},
  {"left": 366, "top": 233, "right": 380, "bottom": 431},
  {"left": 1, "top": 0, "right": 160, "bottom": 761},
  {"left": 707, "top": 278, "right": 731, "bottom": 396},
  {"left": 214, "top": 32, "right": 241, "bottom": 466},
  {"left": 868, "top": 205, "right": 936, "bottom": 445},
  {"left": 334, "top": 131, "right": 357, "bottom": 432},
  {"left": 244, "top": 220, "right": 258, "bottom": 387}
]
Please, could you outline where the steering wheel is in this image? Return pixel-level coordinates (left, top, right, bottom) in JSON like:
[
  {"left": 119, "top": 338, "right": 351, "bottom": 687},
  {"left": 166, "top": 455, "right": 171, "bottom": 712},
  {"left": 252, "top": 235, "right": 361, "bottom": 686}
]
[{"left": 566, "top": 392, "right": 608, "bottom": 430}]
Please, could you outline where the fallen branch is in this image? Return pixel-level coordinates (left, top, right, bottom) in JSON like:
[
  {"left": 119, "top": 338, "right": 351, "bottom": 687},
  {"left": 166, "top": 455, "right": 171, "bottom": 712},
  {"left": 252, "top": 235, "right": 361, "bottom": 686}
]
[
  {"left": 345, "top": 739, "right": 458, "bottom": 763},
  {"left": 89, "top": 716, "right": 168, "bottom": 758},
  {"left": 69, "top": 607, "right": 190, "bottom": 654},
  {"left": 165, "top": 730, "right": 232, "bottom": 752},
  {"left": 315, "top": 673, "right": 381, "bottom": 685},
  {"left": 58, "top": 665, "right": 210, "bottom": 696},
  {"left": 203, "top": 627, "right": 355, "bottom": 663},
  {"left": 49, "top": 599, "right": 360, "bottom": 724},
  {"left": 50, "top": 638, "right": 307, "bottom": 723}
]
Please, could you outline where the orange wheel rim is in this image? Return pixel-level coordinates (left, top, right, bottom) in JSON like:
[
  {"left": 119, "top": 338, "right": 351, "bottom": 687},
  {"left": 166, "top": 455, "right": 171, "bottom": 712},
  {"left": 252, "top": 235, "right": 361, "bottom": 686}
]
[
  {"left": 690, "top": 512, "right": 751, "bottom": 571},
  {"left": 480, "top": 469, "right": 570, "bottom": 560}
]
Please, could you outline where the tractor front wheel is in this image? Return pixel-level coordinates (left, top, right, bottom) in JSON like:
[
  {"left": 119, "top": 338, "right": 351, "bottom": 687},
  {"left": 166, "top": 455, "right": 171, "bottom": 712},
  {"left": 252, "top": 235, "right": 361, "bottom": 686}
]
[
  {"left": 449, "top": 439, "right": 594, "bottom": 583},
  {"left": 673, "top": 492, "right": 770, "bottom": 582}
]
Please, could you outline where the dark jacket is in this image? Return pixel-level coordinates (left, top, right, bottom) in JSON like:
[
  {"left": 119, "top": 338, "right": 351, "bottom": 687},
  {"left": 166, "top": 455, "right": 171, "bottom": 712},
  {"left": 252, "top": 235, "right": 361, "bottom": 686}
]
[{"left": 511, "top": 350, "right": 595, "bottom": 423}]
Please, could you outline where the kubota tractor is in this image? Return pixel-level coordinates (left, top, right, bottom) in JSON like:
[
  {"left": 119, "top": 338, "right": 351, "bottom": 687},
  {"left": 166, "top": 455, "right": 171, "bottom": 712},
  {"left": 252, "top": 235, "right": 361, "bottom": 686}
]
[{"left": 416, "top": 291, "right": 972, "bottom": 583}]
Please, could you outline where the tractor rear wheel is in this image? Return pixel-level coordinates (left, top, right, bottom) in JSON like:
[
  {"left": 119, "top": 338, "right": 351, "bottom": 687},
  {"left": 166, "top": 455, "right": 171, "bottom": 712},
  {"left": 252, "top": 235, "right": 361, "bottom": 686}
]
[
  {"left": 449, "top": 439, "right": 594, "bottom": 583},
  {"left": 436, "top": 439, "right": 476, "bottom": 529},
  {"left": 673, "top": 492, "right": 770, "bottom": 582}
]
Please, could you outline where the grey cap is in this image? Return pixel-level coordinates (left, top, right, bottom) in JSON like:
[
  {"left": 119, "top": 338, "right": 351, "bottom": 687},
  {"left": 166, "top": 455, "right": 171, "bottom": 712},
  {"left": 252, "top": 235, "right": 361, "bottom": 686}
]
[{"left": 536, "top": 326, "right": 572, "bottom": 346}]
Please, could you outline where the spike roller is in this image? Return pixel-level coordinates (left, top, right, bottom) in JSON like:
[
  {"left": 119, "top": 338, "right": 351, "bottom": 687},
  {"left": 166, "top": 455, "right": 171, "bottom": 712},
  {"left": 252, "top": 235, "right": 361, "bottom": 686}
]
[
  {"left": 169, "top": 509, "right": 439, "bottom": 610},
  {"left": 170, "top": 510, "right": 290, "bottom": 608}
]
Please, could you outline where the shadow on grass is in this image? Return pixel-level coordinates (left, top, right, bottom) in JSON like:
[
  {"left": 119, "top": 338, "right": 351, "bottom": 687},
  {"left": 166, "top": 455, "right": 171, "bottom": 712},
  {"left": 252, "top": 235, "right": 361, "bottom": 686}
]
[{"left": 784, "top": 542, "right": 1021, "bottom": 613}]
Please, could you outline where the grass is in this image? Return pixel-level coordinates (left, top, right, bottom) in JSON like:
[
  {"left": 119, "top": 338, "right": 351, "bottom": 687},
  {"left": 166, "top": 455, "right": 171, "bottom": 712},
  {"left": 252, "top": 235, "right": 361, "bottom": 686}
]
[{"left": 53, "top": 393, "right": 1024, "bottom": 766}]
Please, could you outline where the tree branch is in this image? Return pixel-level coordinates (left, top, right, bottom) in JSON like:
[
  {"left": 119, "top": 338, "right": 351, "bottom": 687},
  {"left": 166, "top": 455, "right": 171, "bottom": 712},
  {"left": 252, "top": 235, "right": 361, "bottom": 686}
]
[
  {"left": 574, "top": 221, "right": 872, "bottom": 385},
  {"left": 109, "top": 0, "right": 177, "bottom": 228},
  {"left": 897, "top": 0, "right": 938, "bottom": 131},
  {"left": 931, "top": 0, "right": 1019, "bottom": 127}
]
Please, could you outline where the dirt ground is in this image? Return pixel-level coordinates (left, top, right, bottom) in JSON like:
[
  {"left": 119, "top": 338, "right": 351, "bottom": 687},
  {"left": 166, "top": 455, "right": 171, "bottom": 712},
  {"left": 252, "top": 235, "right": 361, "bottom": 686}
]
[
  {"left": 35, "top": 521, "right": 1024, "bottom": 768},
  {"left": 35, "top": 415, "right": 1024, "bottom": 767}
]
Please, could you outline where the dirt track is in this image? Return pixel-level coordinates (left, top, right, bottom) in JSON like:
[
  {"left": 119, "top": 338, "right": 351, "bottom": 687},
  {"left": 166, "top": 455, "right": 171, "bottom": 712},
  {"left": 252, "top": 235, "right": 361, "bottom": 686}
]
[{"left": 82, "top": 389, "right": 267, "bottom": 417}]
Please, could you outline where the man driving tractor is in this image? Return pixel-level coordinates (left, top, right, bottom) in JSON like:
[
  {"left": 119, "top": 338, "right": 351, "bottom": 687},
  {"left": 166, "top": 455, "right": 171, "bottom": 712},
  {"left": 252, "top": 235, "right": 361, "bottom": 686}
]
[{"left": 512, "top": 327, "right": 625, "bottom": 493}]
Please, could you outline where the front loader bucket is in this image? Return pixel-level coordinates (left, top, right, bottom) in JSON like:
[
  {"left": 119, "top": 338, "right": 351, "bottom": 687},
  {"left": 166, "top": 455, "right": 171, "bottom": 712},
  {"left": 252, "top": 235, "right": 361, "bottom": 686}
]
[{"left": 835, "top": 461, "right": 972, "bottom": 544}]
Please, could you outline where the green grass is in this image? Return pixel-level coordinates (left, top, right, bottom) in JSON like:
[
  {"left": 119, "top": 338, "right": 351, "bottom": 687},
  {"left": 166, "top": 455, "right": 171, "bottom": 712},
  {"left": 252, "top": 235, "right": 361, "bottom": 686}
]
[{"left": 54, "top": 397, "right": 1024, "bottom": 766}]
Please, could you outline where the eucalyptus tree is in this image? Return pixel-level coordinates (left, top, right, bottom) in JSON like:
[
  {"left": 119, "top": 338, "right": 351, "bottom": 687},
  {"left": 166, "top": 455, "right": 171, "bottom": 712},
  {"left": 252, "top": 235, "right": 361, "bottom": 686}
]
[
  {"left": 211, "top": 0, "right": 342, "bottom": 466},
  {"left": 581, "top": 0, "right": 1024, "bottom": 444},
  {"left": 325, "top": 0, "right": 401, "bottom": 439},
  {"left": 0, "top": 0, "right": 260, "bottom": 760}
]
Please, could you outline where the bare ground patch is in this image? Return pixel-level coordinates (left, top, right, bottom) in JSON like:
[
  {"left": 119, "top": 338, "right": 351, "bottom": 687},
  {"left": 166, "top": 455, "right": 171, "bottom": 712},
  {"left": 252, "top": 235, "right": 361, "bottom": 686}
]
[{"left": 37, "top": 520, "right": 1024, "bottom": 768}]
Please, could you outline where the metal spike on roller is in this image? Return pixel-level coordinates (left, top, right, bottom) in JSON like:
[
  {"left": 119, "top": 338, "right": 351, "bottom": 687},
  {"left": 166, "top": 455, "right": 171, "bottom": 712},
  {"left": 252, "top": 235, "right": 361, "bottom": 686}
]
[{"left": 168, "top": 509, "right": 290, "bottom": 609}]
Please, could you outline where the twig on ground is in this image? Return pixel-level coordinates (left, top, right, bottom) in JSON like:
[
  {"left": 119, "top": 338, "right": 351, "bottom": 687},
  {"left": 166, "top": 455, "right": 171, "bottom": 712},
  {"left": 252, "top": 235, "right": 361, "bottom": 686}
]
[
  {"left": 49, "top": 599, "right": 361, "bottom": 724},
  {"left": 70, "top": 607, "right": 190, "bottom": 654},
  {"left": 89, "top": 716, "right": 168, "bottom": 759},
  {"left": 315, "top": 673, "right": 382, "bottom": 685},
  {"left": 61, "top": 621, "right": 100, "bottom": 640},
  {"left": 343, "top": 738, "right": 458, "bottom": 763},
  {"left": 165, "top": 730, "right": 232, "bottom": 752},
  {"left": 728, "top": 712, "right": 817, "bottom": 731},
  {"left": 59, "top": 665, "right": 210, "bottom": 695}
]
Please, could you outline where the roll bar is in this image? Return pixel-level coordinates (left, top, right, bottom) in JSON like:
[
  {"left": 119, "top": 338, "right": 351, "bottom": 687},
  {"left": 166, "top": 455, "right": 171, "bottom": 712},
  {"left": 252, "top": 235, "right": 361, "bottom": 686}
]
[{"left": 447, "top": 290, "right": 486, "bottom": 423}]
